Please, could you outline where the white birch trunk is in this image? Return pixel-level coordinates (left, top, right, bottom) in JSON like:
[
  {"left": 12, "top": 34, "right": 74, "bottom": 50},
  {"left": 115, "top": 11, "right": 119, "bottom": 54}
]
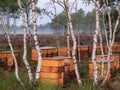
[
  {"left": 92, "top": 0, "right": 99, "bottom": 85},
  {"left": 103, "top": 14, "right": 109, "bottom": 47},
  {"left": 64, "top": 0, "right": 82, "bottom": 85},
  {"left": 98, "top": 28, "right": 105, "bottom": 77},
  {"left": 31, "top": 0, "right": 42, "bottom": 82},
  {"left": 76, "top": 0, "right": 81, "bottom": 62},
  {"left": 0, "top": 16, "right": 23, "bottom": 86},
  {"left": 67, "top": 22, "right": 71, "bottom": 57},
  {"left": 101, "top": 6, "right": 120, "bottom": 85},
  {"left": 13, "top": 16, "right": 16, "bottom": 35},
  {"left": 18, "top": 0, "right": 34, "bottom": 86}
]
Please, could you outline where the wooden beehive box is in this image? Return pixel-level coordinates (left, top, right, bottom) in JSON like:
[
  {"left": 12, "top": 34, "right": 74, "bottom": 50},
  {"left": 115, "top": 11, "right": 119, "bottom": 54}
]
[
  {"left": 112, "top": 43, "right": 119, "bottom": 53},
  {"left": 0, "top": 51, "right": 20, "bottom": 68},
  {"left": 31, "top": 47, "right": 58, "bottom": 62},
  {"left": 80, "top": 45, "right": 89, "bottom": 58},
  {"left": 59, "top": 47, "right": 72, "bottom": 57},
  {"left": 96, "top": 54, "right": 120, "bottom": 69},
  {"left": 40, "top": 57, "right": 64, "bottom": 86},
  {"left": 103, "top": 45, "right": 108, "bottom": 54},
  {"left": 117, "top": 43, "right": 120, "bottom": 52},
  {"left": 63, "top": 57, "right": 76, "bottom": 84},
  {"left": 96, "top": 45, "right": 101, "bottom": 55},
  {"left": 88, "top": 45, "right": 93, "bottom": 57},
  {"left": 89, "top": 60, "right": 115, "bottom": 80},
  {"left": 63, "top": 57, "right": 74, "bottom": 71}
]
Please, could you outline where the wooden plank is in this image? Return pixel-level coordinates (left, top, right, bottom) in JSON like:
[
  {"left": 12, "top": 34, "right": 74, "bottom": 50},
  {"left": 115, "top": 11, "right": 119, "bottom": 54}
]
[
  {"left": 0, "top": 51, "right": 20, "bottom": 67},
  {"left": 42, "top": 58, "right": 64, "bottom": 67},
  {"left": 40, "top": 78, "right": 63, "bottom": 86},
  {"left": 40, "top": 72, "right": 64, "bottom": 79},
  {"left": 89, "top": 60, "right": 114, "bottom": 80},
  {"left": 63, "top": 57, "right": 75, "bottom": 71},
  {"left": 41, "top": 66, "right": 64, "bottom": 73},
  {"left": 96, "top": 54, "right": 120, "bottom": 69}
]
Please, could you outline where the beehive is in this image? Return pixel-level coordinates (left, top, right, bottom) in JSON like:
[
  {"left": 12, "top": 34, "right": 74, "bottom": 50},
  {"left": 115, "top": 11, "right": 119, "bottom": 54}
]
[
  {"left": 59, "top": 47, "right": 72, "bottom": 57},
  {"left": 96, "top": 45, "right": 102, "bottom": 55},
  {"left": 0, "top": 51, "right": 20, "bottom": 68},
  {"left": 103, "top": 45, "right": 108, "bottom": 54},
  {"left": 88, "top": 45, "right": 93, "bottom": 57},
  {"left": 96, "top": 54, "right": 120, "bottom": 69},
  {"left": 80, "top": 45, "right": 89, "bottom": 58},
  {"left": 31, "top": 47, "right": 58, "bottom": 61},
  {"left": 63, "top": 57, "right": 76, "bottom": 84},
  {"left": 89, "top": 60, "right": 115, "bottom": 80},
  {"left": 40, "top": 57, "right": 64, "bottom": 86},
  {"left": 63, "top": 57, "right": 74, "bottom": 71},
  {"left": 112, "top": 44, "right": 119, "bottom": 53},
  {"left": 117, "top": 43, "right": 120, "bottom": 52}
]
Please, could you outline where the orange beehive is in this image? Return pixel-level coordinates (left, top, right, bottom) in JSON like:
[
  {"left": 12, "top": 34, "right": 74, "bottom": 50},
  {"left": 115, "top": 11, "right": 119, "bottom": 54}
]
[
  {"left": 41, "top": 57, "right": 64, "bottom": 67},
  {"left": 117, "top": 43, "right": 120, "bottom": 52},
  {"left": 112, "top": 44, "right": 119, "bottom": 53},
  {"left": 103, "top": 45, "right": 108, "bottom": 54},
  {"left": 40, "top": 78, "right": 64, "bottom": 86},
  {"left": 63, "top": 57, "right": 74, "bottom": 71},
  {"left": 88, "top": 45, "right": 93, "bottom": 57},
  {"left": 0, "top": 51, "right": 20, "bottom": 67},
  {"left": 59, "top": 47, "right": 72, "bottom": 57},
  {"left": 80, "top": 45, "right": 89, "bottom": 58},
  {"left": 41, "top": 66, "right": 64, "bottom": 73},
  {"left": 96, "top": 45, "right": 101, "bottom": 55},
  {"left": 96, "top": 54, "right": 120, "bottom": 69},
  {"left": 31, "top": 48, "right": 38, "bottom": 62},
  {"left": 89, "top": 60, "right": 115, "bottom": 80},
  {"left": 40, "top": 72, "right": 64, "bottom": 79},
  {"left": 40, "top": 57, "right": 64, "bottom": 86},
  {"left": 31, "top": 47, "right": 58, "bottom": 62}
]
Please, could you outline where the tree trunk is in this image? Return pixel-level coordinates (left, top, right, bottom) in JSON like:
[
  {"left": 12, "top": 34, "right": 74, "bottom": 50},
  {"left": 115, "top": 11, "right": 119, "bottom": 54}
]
[
  {"left": 64, "top": 0, "right": 82, "bottom": 85},
  {"left": 31, "top": 0, "right": 42, "bottom": 82},
  {"left": 101, "top": 5, "right": 120, "bottom": 85},
  {"left": 98, "top": 27, "right": 105, "bottom": 77},
  {"left": 18, "top": 0, "right": 34, "bottom": 86},
  {"left": 66, "top": 22, "right": 71, "bottom": 57},
  {"left": 91, "top": 0, "right": 99, "bottom": 85},
  {"left": 0, "top": 16, "right": 23, "bottom": 86}
]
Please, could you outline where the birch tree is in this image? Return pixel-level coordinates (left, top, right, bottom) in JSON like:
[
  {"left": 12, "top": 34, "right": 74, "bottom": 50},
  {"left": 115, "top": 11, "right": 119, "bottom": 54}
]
[
  {"left": 100, "top": 0, "right": 120, "bottom": 85},
  {"left": 63, "top": 0, "right": 82, "bottom": 85},
  {"left": 51, "top": 0, "right": 71, "bottom": 57},
  {"left": 31, "top": 0, "right": 42, "bottom": 82},
  {"left": 0, "top": 15, "right": 23, "bottom": 86},
  {"left": 91, "top": 0, "right": 99, "bottom": 85},
  {"left": 51, "top": 0, "right": 82, "bottom": 85},
  {"left": 18, "top": 0, "right": 34, "bottom": 86},
  {"left": 75, "top": 0, "right": 81, "bottom": 62}
]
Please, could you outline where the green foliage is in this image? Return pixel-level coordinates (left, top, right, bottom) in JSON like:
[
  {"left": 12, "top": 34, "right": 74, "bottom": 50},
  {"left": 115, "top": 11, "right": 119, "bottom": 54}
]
[
  {"left": 0, "top": 0, "right": 18, "bottom": 13},
  {"left": 49, "top": 8, "right": 95, "bottom": 34}
]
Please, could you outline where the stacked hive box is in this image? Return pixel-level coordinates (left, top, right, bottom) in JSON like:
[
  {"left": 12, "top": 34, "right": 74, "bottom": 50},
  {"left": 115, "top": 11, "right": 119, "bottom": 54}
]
[
  {"left": 89, "top": 54, "right": 119, "bottom": 80},
  {"left": 112, "top": 44, "right": 120, "bottom": 53},
  {"left": 59, "top": 47, "right": 72, "bottom": 57},
  {"left": 63, "top": 57, "right": 75, "bottom": 84},
  {"left": 31, "top": 47, "right": 58, "bottom": 61},
  {"left": 96, "top": 45, "right": 102, "bottom": 55},
  {"left": 118, "top": 43, "right": 120, "bottom": 52},
  {"left": 0, "top": 51, "right": 20, "bottom": 69},
  {"left": 96, "top": 54, "right": 120, "bottom": 69},
  {"left": 88, "top": 45, "right": 93, "bottom": 57},
  {"left": 89, "top": 60, "right": 115, "bottom": 80},
  {"left": 40, "top": 57, "right": 64, "bottom": 86},
  {"left": 76, "top": 45, "right": 89, "bottom": 58},
  {"left": 40, "top": 57, "right": 75, "bottom": 86}
]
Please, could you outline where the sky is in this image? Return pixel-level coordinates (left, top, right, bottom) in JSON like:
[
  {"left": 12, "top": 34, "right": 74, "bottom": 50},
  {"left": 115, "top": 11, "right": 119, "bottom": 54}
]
[
  {"left": 36, "top": 0, "right": 94, "bottom": 25},
  {"left": 15, "top": 0, "right": 94, "bottom": 26}
]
